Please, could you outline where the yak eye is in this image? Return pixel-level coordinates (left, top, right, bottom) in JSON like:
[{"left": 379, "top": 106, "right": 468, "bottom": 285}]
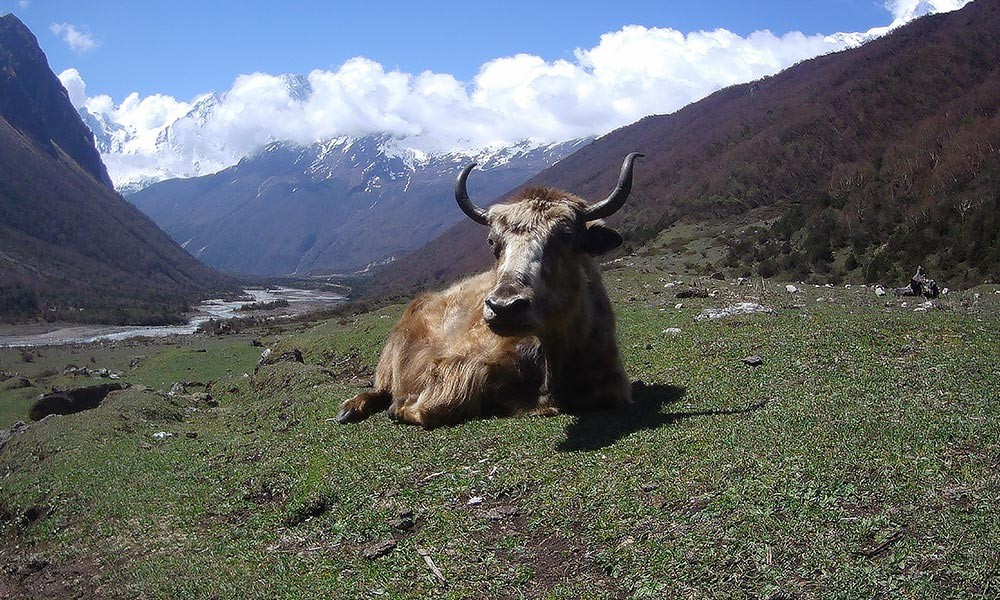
[{"left": 487, "top": 237, "right": 495, "bottom": 246}]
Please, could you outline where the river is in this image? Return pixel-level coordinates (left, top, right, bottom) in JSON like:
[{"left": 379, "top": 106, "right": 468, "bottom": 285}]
[{"left": 0, "top": 287, "right": 345, "bottom": 347}]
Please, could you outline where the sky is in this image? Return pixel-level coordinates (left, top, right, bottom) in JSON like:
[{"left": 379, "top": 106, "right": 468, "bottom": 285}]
[{"left": 0, "top": 0, "right": 975, "bottom": 188}]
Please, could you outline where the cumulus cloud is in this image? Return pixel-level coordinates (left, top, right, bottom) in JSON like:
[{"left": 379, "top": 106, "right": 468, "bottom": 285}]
[
  {"left": 50, "top": 22, "right": 98, "bottom": 53},
  {"left": 72, "top": 0, "right": 972, "bottom": 189},
  {"left": 57, "top": 68, "right": 87, "bottom": 108},
  {"left": 19, "top": 1, "right": 30, "bottom": 9}
]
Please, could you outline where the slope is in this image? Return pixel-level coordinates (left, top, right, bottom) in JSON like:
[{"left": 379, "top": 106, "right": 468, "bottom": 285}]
[
  {"left": 371, "top": 0, "right": 1000, "bottom": 296},
  {"left": 0, "top": 15, "right": 230, "bottom": 324}
]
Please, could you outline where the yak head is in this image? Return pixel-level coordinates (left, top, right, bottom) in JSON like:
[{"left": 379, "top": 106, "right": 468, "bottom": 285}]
[{"left": 455, "top": 152, "right": 643, "bottom": 336}]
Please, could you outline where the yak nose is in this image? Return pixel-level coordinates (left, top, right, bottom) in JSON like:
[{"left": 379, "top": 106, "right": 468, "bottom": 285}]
[{"left": 484, "top": 294, "right": 532, "bottom": 320}]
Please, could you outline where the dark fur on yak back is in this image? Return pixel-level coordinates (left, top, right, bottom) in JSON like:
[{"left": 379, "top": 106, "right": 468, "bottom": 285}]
[{"left": 338, "top": 153, "right": 643, "bottom": 427}]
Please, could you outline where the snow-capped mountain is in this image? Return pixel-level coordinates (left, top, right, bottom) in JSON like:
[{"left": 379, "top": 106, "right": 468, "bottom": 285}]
[
  {"left": 127, "top": 133, "right": 591, "bottom": 275},
  {"left": 80, "top": 73, "right": 314, "bottom": 194}
]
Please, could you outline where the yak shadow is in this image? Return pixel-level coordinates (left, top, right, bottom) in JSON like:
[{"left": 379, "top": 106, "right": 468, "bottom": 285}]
[{"left": 557, "top": 381, "right": 767, "bottom": 452}]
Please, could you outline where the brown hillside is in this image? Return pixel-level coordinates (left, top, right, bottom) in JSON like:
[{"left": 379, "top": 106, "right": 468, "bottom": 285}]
[{"left": 370, "top": 0, "right": 1000, "bottom": 297}]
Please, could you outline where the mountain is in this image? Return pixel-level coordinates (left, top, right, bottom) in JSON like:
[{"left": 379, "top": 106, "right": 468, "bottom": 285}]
[
  {"left": 81, "top": 73, "right": 314, "bottom": 194},
  {"left": 0, "top": 14, "right": 230, "bottom": 324},
  {"left": 126, "top": 135, "right": 589, "bottom": 275},
  {"left": 370, "top": 0, "right": 1000, "bottom": 297}
]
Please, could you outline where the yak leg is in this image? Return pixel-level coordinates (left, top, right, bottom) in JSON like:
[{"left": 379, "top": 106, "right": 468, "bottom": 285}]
[
  {"left": 388, "top": 356, "right": 487, "bottom": 428},
  {"left": 336, "top": 390, "right": 392, "bottom": 424}
]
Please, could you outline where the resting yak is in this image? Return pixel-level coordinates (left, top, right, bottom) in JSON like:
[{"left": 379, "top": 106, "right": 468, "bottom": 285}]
[{"left": 337, "top": 153, "right": 643, "bottom": 428}]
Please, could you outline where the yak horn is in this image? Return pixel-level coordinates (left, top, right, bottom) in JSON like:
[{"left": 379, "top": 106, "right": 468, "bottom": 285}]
[
  {"left": 455, "top": 163, "right": 490, "bottom": 226},
  {"left": 584, "top": 152, "right": 644, "bottom": 221}
]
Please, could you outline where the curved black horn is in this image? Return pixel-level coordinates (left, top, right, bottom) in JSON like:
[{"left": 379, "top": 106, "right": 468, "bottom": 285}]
[
  {"left": 455, "top": 163, "right": 490, "bottom": 226},
  {"left": 584, "top": 152, "right": 644, "bottom": 221}
]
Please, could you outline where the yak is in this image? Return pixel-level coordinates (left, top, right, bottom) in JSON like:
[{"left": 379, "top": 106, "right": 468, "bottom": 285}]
[{"left": 337, "top": 152, "right": 643, "bottom": 427}]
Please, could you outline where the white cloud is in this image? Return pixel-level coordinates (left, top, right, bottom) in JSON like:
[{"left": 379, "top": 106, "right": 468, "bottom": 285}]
[
  {"left": 18, "top": 1, "right": 30, "bottom": 9},
  {"left": 75, "top": 0, "right": 973, "bottom": 189},
  {"left": 50, "top": 22, "right": 98, "bottom": 53},
  {"left": 57, "top": 68, "right": 87, "bottom": 108}
]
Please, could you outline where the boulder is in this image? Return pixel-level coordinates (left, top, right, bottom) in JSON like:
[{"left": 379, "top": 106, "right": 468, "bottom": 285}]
[{"left": 29, "top": 383, "right": 125, "bottom": 421}]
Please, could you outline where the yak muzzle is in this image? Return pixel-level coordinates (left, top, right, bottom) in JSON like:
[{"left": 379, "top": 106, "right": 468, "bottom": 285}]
[{"left": 483, "top": 292, "right": 536, "bottom": 334}]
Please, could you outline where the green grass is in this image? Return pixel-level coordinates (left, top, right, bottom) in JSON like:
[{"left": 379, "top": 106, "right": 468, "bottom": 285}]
[{"left": 1, "top": 270, "right": 999, "bottom": 598}]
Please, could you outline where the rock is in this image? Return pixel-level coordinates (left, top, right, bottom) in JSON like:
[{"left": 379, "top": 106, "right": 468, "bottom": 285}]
[
  {"left": 129, "top": 356, "right": 147, "bottom": 369},
  {"left": 3, "top": 376, "right": 32, "bottom": 389},
  {"left": 250, "top": 339, "right": 264, "bottom": 347},
  {"left": 743, "top": 355, "right": 764, "bottom": 367},
  {"left": 255, "top": 348, "right": 305, "bottom": 373},
  {"left": 674, "top": 303, "right": 684, "bottom": 309},
  {"left": 785, "top": 284, "right": 798, "bottom": 293},
  {"left": 189, "top": 392, "right": 217, "bottom": 407},
  {"left": 363, "top": 540, "right": 397, "bottom": 559},
  {"left": 695, "top": 303, "right": 775, "bottom": 321},
  {"left": 941, "top": 288, "right": 950, "bottom": 295},
  {"left": 168, "top": 382, "right": 187, "bottom": 396},
  {"left": 185, "top": 431, "right": 198, "bottom": 439},
  {"left": 0, "top": 420, "right": 29, "bottom": 449},
  {"left": 641, "top": 483, "right": 659, "bottom": 493},
  {"left": 676, "top": 288, "right": 709, "bottom": 299},
  {"left": 482, "top": 506, "right": 521, "bottom": 520},
  {"left": 875, "top": 286, "right": 887, "bottom": 297},
  {"left": 152, "top": 431, "right": 173, "bottom": 440},
  {"left": 662, "top": 327, "right": 682, "bottom": 335},
  {"left": 467, "top": 496, "right": 484, "bottom": 506},
  {"left": 895, "top": 266, "right": 939, "bottom": 298},
  {"left": 710, "top": 272, "right": 726, "bottom": 281},
  {"left": 29, "top": 383, "right": 125, "bottom": 421}
]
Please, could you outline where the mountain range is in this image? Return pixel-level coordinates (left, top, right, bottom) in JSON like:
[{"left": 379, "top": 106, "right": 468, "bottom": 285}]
[
  {"left": 0, "top": 14, "right": 229, "bottom": 325},
  {"left": 126, "top": 135, "right": 589, "bottom": 275},
  {"left": 369, "top": 0, "right": 1000, "bottom": 297}
]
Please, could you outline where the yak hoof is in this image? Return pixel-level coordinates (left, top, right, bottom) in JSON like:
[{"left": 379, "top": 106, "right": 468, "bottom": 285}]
[{"left": 335, "top": 404, "right": 364, "bottom": 424}]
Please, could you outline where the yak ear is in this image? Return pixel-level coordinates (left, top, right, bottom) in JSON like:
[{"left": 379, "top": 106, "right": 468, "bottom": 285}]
[{"left": 582, "top": 224, "right": 623, "bottom": 255}]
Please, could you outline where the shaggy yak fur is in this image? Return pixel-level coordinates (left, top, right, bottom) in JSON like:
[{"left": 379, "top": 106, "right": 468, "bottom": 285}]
[{"left": 337, "top": 154, "right": 642, "bottom": 427}]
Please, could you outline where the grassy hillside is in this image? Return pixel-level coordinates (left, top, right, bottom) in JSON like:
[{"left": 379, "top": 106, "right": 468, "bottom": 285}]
[{"left": 2, "top": 264, "right": 998, "bottom": 598}]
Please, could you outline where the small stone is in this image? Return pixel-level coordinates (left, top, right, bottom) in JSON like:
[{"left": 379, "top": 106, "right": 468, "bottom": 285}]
[
  {"left": 743, "top": 356, "right": 763, "bottom": 367},
  {"left": 152, "top": 431, "right": 173, "bottom": 440},
  {"left": 641, "top": 483, "right": 659, "bottom": 493},
  {"left": 785, "top": 284, "right": 798, "bottom": 293},
  {"left": 185, "top": 431, "right": 198, "bottom": 439},
  {"left": 483, "top": 506, "right": 520, "bottom": 520},
  {"left": 467, "top": 496, "right": 484, "bottom": 506},
  {"left": 662, "top": 327, "right": 682, "bottom": 335},
  {"left": 363, "top": 540, "right": 397, "bottom": 559},
  {"left": 674, "top": 303, "right": 684, "bottom": 309},
  {"left": 875, "top": 286, "right": 887, "bottom": 297}
]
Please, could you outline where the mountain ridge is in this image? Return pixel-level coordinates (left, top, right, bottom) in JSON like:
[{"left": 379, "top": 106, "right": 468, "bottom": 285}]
[
  {"left": 127, "top": 134, "right": 589, "bottom": 275},
  {"left": 0, "top": 14, "right": 231, "bottom": 324}
]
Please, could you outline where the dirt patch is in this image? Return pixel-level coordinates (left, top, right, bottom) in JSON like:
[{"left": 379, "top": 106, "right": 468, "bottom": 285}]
[
  {"left": 0, "top": 553, "right": 103, "bottom": 600},
  {"left": 473, "top": 499, "right": 624, "bottom": 598}
]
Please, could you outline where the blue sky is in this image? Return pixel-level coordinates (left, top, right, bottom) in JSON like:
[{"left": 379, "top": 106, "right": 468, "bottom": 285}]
[
  {"left": 0, "top": 1, "right": 973, "bottom": 189},
  {"left": 10, "top": 0, "right": 895, "bottom": 99}
]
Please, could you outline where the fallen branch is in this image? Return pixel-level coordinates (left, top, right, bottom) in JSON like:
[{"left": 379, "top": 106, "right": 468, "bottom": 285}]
[{"left": 417, "top": 548, "right": 447, "bottom": 585}]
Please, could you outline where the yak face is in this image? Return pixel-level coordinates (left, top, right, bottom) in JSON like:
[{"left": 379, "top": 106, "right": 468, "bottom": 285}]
[
  {"left": 454, "top": 152, "right": 643, "bottom": 337},
  {"left": 481, "top": 192, "right": 622, "bottom": 336}
]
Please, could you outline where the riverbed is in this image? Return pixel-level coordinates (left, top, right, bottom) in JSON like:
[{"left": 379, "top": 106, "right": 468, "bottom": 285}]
[{"left": 0, "top": 287, "right": 345, "bottom": 347}]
